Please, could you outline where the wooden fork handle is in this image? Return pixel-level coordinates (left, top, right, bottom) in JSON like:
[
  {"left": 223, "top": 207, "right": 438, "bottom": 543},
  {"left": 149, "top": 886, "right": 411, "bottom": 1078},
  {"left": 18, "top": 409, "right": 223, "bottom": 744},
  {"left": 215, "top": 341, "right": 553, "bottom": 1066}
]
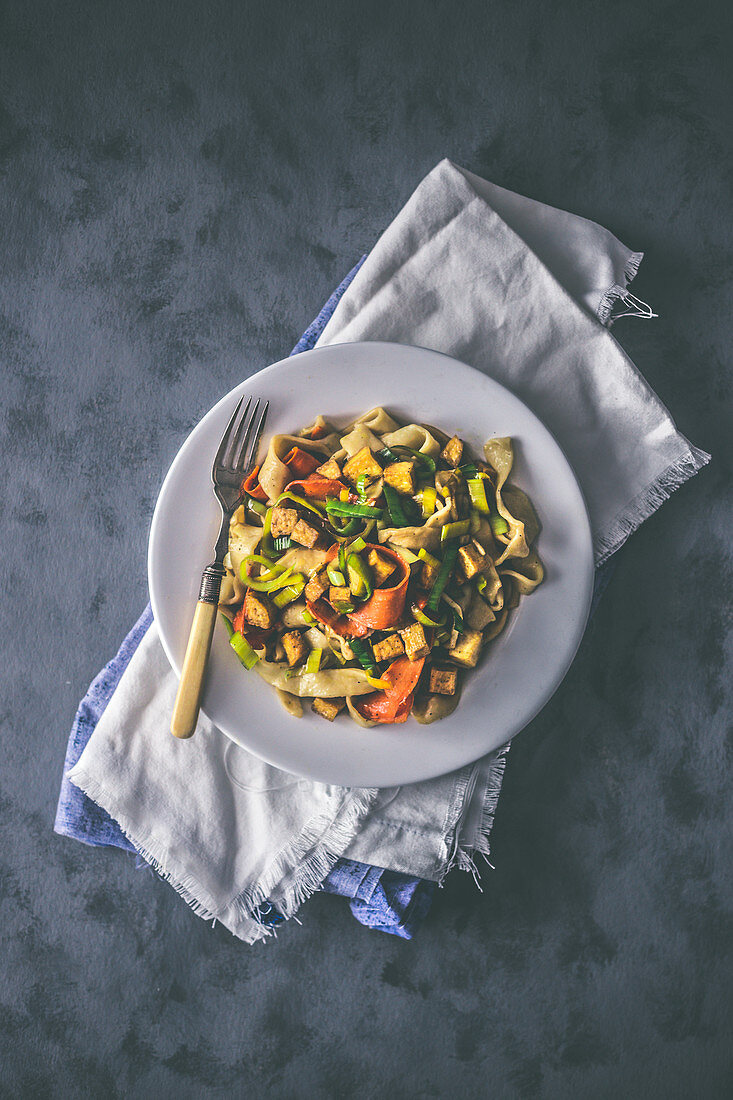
[{"left": 171, "top": 564, "right": 225, "bottom": 739}]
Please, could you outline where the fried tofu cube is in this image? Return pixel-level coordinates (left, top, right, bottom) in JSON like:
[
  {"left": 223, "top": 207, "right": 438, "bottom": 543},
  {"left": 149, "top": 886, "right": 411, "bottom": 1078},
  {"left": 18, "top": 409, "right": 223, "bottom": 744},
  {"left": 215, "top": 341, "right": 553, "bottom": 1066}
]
[
  {"left": 291, "top": 517, "right": 324, "bottom": 549},
  {"left": 429, "top": 665, "right": 458, "bottom": 695},
  {"left": 343, "top": 445, "right": 383, "bottom": 486},
  {"left": 304, "top": 570, "right": 329, "bottom": 603},
  {"left": 367, "top": 548, "right": 396, "bottom": 587},
  {"left": 458, "top": 541, "right": 489, "bottom": 580},
  {"left": 399, "top": 622, "right": 430, "bottom": 662},
  {"left": 328, "top": 585, "right": 352, "bottom": 608},
  {"left": 282, "top": 630, "right": 308, "bottom": 667},
  {"left": 316, "top": 457, "right": 342, "bottom": 480},
  {"left": 372, "top": 633, "right": 405, "bottom": 663},
  {"left": 448, "top": 629, "right": 483, "bottom": 668},
  {"left": 270, "top": 506, "right": 299, "bottom": 538},
  {"left": 384, "top": 461, "right": 417, "bottom": 496},
  {"left": 419, "top": 554, "right": 441, "bottom": 588},
  {"left": 441, "top": 435, "right": 464, "bottom": 468},
  {"left": 312, "top": 697, "right": 346, "bottom": 722},
  {"left": 243, "top": 589, "right": 275, "bottom": 630}
]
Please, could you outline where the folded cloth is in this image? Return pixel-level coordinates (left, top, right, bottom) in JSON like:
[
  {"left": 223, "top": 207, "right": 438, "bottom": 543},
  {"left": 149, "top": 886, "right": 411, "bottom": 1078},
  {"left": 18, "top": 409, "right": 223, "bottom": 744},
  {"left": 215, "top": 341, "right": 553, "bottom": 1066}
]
[
  {"left": 58, "top": 159, "right": 709, "bottom": 943},
  {"left": 55, "top": 266, "right": 438, "bottom": 937},
  {"left": 55, "top": 261, "right": 439, "bottom": 934}
]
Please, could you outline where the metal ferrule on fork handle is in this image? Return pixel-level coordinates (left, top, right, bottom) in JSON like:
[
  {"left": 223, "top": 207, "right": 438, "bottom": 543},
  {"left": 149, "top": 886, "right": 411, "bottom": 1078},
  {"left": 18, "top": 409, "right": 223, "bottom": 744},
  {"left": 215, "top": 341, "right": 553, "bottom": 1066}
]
[{"left": 198, "top": 562, "right": 227, "bottom": 604}]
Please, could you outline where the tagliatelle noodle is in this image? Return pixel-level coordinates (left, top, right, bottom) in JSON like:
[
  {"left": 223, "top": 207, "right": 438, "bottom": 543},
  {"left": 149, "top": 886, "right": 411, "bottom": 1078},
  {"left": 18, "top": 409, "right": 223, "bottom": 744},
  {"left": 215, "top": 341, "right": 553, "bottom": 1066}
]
[
  {"left": 255, "top": 660, "right": 375, "bottom": 698},
  {"left": 276, "top": 547, "right": 330, "bottom": 576},
  {"left": 258, "top": 433, "right": 330, "bottom": 502},
  {"left": 381, "top": 423, "right": 442, "bottom": 458},
  {"left": 275, "top": 689, "right": 303, "bottom": 718},
  {"left": 483, "top": 437, "right": 530, "bottom": 565},
  {"left": 353, "top": 407, "right": 401, "bottom": 435},
  {"left": 335, "top": 424, "right": 385, "bottom": 460},
  {"left": 498, "top": 549, "right": 545, "bottom": 595}
]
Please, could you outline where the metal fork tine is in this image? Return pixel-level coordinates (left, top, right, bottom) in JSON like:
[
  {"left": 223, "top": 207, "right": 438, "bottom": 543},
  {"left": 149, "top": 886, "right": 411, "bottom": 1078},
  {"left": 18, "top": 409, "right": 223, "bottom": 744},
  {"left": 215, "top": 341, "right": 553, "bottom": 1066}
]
[
  {"left": 229, "top": 397, "right": 258, "bottom": 469},
  {"left": 241, "top": 399, "right": 269, "bottom": 473},
  {"left": 214, "top": 395, "right": 248, "bottom": 469}
]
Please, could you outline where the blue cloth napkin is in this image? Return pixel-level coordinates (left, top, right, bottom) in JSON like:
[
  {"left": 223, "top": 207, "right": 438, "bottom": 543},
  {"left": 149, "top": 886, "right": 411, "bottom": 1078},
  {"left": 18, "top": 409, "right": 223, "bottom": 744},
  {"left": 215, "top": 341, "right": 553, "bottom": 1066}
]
[{"left": 55, "top": 259, "right": 436, "bottom": 939}]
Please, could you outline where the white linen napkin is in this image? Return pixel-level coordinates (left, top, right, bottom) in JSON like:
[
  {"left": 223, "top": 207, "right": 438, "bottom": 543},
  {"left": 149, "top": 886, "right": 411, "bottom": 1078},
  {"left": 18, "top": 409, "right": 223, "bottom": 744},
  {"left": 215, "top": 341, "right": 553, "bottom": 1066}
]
[{"left": 68, "top": 159, "right": 709, "bottom": 942}]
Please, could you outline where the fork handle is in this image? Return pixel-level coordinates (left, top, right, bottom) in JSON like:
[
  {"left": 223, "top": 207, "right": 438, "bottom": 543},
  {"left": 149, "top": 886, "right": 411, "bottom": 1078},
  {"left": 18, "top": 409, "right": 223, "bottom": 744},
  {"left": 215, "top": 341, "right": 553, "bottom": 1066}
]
[{"left": 171, "top": 564, "right": 225, "bottom": 739}]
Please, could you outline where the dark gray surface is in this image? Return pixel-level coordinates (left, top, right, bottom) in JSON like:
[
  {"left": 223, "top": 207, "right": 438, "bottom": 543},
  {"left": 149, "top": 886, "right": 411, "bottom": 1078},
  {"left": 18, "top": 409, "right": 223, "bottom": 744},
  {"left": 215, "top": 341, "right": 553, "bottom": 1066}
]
[{"left": 1, "top": 1, "right": 731, "bottom": 1096}]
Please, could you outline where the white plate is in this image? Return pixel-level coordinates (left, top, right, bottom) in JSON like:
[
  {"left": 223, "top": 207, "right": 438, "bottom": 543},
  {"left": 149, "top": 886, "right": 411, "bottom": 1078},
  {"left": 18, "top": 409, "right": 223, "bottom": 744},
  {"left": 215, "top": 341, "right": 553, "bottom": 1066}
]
[{"left": 149, "top": 342, "right": 594, "bottom": 787}]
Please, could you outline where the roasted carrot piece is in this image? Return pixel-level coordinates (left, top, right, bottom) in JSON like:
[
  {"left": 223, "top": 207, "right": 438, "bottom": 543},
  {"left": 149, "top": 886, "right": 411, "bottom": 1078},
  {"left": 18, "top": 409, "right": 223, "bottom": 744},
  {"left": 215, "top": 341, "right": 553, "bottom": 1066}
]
[
  {"left": 282, "top": 446, "right": 321, "bottom": 479},
  {"left": 354, "top": 655, "right": 426, "bottom": 724},
  {"left": 241, "top": 465, "right": 267, "bottom": 502},
  {"left": 284, "top": 475, "right": 351, "bottom": 500}
]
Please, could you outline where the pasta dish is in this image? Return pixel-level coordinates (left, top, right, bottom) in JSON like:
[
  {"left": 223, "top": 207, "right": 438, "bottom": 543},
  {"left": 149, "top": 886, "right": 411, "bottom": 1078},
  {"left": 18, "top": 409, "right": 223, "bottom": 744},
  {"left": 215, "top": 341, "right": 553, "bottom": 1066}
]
[{"left": 218, "top": 407, "right": 543, "bottom": 726}]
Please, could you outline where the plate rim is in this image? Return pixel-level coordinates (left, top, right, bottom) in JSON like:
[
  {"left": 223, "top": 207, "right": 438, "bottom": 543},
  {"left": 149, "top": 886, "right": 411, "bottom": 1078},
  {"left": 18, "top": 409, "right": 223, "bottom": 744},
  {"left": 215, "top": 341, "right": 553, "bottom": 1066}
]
[{"left": 148, "top": 340, "right": 595, "bottom": 786}]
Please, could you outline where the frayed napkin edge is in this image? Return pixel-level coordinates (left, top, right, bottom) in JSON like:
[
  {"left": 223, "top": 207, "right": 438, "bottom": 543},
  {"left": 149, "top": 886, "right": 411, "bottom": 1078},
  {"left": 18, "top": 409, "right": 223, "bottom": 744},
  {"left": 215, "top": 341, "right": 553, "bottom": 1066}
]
[
  {"left": 597, "top": 249, "right": 646, "bottom": 326},
  {"left": 453, "top": 745, "right": 510, "bottom": 885},
  {"left": 594, "top": 442, "right": 711, "bottom": 567},
  {"left": 66, "top": 761, "right": 377, "bottom": 943},
  {"left": 230, "top": 784, "right": 379, "bottom": 927}
]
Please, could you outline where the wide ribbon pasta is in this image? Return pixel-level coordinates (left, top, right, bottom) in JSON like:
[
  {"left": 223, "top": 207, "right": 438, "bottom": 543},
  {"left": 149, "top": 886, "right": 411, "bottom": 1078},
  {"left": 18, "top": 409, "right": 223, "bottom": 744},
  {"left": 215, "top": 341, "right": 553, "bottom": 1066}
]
[
  {"left": 381, "top": 423, "right": 441, "bottom": 458},
  {"left": 258, "top": 433, "right": 329, "bottom": 502},
  {"left": 256, "top": 660, "right": 375, "bottom": 698},
  {"left": 483, "top": 437, "right": 531, "bottom": 565},
  {"left": 221, "top": 408, "right": 544, "bottom": 726}
]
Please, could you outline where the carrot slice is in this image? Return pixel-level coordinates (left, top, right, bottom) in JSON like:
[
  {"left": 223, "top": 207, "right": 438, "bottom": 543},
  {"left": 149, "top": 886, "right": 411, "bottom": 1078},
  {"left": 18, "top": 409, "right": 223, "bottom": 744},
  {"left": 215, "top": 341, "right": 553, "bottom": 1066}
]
[
  {"left": 241, "top": 465, "right": 267, "bottom": 502},
  {"left": 305, "top": 597, "right": 371, "bottom": 639},
  {"left": 354, "top": 655, "right": 425, "bottom": 724},
  {"left": 282, "top": 446, "right": 321, "bottom": 479},
  {"left": 285, "top": 475, "right": 351, "bottom": 501},
  {"left": 305, "top": 423, "right": 328, "bottom": 440}
]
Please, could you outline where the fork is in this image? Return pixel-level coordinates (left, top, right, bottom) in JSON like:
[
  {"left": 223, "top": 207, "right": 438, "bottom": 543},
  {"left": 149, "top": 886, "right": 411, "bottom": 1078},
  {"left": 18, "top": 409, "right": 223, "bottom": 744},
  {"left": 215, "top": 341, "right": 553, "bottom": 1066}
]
[{"left": 171, "top": 395, "right": 269, "bottom": 739}]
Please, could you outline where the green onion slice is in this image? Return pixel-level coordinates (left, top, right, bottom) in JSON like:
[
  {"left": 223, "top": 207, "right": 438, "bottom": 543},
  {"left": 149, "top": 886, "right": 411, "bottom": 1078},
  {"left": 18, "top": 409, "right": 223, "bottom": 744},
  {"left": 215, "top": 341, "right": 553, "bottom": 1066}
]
[
  {"left": 411, "top": 603, "right": 445, "bottom": 628},
  {"left": 329, "top": 514, "right": 361, "bottom": 536},
  {"left": 350, "top": 637, "right": 378, "bottom": 676},
  {"left": 426, "top": 541, "right": 459, "bottom": 613},
  {"left": 305, "top": 648, "right": 322, "bottom": 674},
  {"left": 229, "top": 631, "right": 259, "bottom": 669},
  {"left": 490, "top": 513, "right": 510, "bottom": 537},
  {"left": 347, "top": 552, "right": 373, "bottom": 600},
  {"left": 326, "top": 565, "right": 346, "bottom": 586},
  {"left": 417, "top": 547, "right": 441, "bottom": 570},
  {"left": 275, "top": 491, "right": 325, "bottom": 517},
  {"left": 467, "top": 477, "right": 490, "bottom": 514},
  {"left": 366, "top": 674, "right": 391, "bottom": 690},
  {"left": 325, "top": 498, "right": 383, "bottom": 519},
  {"left": 273, "top": 578, "right": 305, "bottom": 608},
  {"left": 421, "top": 486, "right": 437, "bottom": 517},
  {"left": 382, "top": 483, "right": 407, "bottom": 526},
  {"left": 440, "top": 519, "right": 470, "bottom": 542}
]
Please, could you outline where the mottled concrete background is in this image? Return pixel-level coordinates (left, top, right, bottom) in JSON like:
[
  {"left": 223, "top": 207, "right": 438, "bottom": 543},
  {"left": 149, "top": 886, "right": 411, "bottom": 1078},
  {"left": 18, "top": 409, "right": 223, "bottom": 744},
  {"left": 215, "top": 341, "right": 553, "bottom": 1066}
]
[{"left": 1, "top": 0, "right": 731, "bottom": 1096}]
